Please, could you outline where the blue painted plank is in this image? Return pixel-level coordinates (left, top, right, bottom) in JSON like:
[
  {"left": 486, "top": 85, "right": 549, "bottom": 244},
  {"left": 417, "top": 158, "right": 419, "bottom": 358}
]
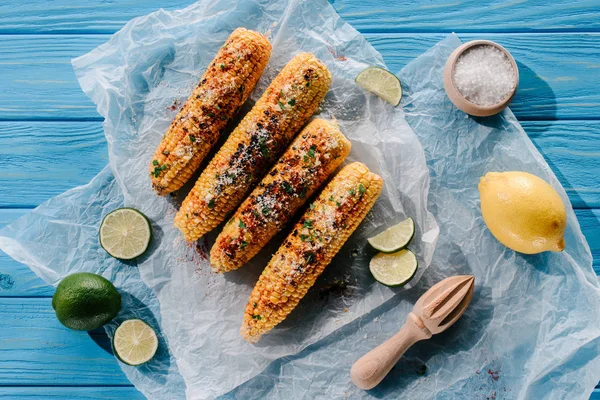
[
  {"left": 0, "top": 121, "right": 106, "bottom": 207},
  {"left": 0, "top": 0, "right": 598, "bottom": 34},
  {"left": 0, "top": 119, "right": 596, "bottom": 208},
  {"left": 0, "top": 387, "right": 141, "bottom": 399},
  {"left": 367, "top": 33, "right": 600, "bottom": 120},
  {"left": 525, "top": 121, "right": 600, "bottom": 209},
  {"left": 0, "top": 34, "right": 598, "bottom": 120},
  {"left": 0, "top": 204, "right": 598, "bottom": 299},
  {"left": 0, "top": 298, "right": 129, "bottom": 385}
]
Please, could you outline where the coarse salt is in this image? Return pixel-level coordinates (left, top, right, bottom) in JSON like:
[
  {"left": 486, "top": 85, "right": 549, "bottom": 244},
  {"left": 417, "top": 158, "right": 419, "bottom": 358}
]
[{"left": 453, "top": 45, "right": 516, "bottom": 107}]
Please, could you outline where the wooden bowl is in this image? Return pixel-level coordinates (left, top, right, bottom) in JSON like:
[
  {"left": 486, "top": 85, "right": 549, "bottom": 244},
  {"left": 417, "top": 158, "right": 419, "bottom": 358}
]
[{"left": 443, "top": 40, "right": 519, "bottom": 117}]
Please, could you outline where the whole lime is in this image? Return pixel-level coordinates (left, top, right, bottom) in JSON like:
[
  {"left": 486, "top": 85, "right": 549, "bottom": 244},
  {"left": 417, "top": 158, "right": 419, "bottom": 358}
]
[{"left": 52, "top": 272, "right": 122, "bottom": 331}]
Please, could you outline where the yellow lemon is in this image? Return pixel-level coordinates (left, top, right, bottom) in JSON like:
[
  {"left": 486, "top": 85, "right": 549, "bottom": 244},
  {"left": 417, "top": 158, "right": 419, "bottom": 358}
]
[{"left": 478, "top": 171, "right": 566, "bottom": 254}]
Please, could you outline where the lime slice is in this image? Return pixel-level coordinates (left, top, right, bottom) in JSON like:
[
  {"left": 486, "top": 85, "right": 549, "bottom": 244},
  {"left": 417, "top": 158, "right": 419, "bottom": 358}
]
[
  {"left": 355, "top": 67, "right": 402, "bottom": 106},
  {"left": 370, "top": 249, "right": 418, "bottom": 287},
  {"left": 113, "top": 319, "right": 158, "bottom": 366},
  {"left": 367, "top": 217, "right": 414, "bottom": 253},
  {"left": 100, "top": 208, "right": 152, "bottom": 260}
]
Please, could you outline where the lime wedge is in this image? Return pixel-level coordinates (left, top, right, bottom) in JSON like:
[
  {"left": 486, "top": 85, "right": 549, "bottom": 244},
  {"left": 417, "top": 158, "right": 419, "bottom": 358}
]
[
  {"left": 113, "top": 319, "right": 158, "bottom": 366},
  {"left": 370, "top": 249, "right": 418, "bottom": 287},
  {"left": 355, "top": 67, "right": 402, "bottom": 106},
  {"left": 100, "top": 208, "right": 152, "bottom": 260},
  {"left": 367, "top": 217, "right": 414, "bottom": 253}
]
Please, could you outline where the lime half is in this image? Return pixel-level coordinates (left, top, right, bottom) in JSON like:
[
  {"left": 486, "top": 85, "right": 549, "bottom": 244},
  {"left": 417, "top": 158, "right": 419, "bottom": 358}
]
[
  {"left": 370, "top": 249, "right": 418, "bottom": 287},
  {"left": 355, "top": 67, "right": 402, "bottom": 106},
  {"left": 113, "top": 319, "right": 158, "bottom": 366},
  {"left": 100, "top": 208, "right": 152, "bottom": 260},
  {"left": 368, "top": 217, "right": 414, "bottom": 253}
]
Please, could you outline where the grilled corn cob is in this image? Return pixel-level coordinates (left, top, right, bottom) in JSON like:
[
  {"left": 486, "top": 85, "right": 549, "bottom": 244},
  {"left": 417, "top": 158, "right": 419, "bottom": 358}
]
[
  {"left": 175, "top": 53, "right": 332, "bottom": 241},
  {"left": 241, "top": 162, "right": 383, "bottom": 343},
  {"left": 150, "top": 28, "right": 271, "bottom": 195},
  {"left": 210, "top": 119, "right": 351, "bottom": 273}
]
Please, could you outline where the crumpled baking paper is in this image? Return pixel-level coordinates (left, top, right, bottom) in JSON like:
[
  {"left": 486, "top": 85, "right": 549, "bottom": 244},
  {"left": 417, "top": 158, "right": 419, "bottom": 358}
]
[
  {"left": 1, "top": 0, "right": 599, "bottom": 398},
  {"left": 2, "top": 0, "right": 438, "bottom": 398},
  {"left": 224, "top": 35, "right": 600, "bottom": 400},
  {"left": 0, "top": 167, "right": 186, "bottom": 399}
]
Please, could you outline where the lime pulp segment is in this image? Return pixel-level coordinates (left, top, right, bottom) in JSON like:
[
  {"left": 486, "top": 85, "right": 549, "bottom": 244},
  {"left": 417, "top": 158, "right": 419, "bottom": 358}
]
[
  {"left": 370, "top": 249, "right": 418, "bottom": 287},
  {"left": 100, "top": 208, "right": 151, "bottom": 260},
  {"left": 367, "top": 217, "right": 415, "bottom": 253},
  {"left": 113, "top": 319, "right": 158, "bottom": 366},
  {"left": 355, "top": 67, "right": 403, "bottom": 106}
]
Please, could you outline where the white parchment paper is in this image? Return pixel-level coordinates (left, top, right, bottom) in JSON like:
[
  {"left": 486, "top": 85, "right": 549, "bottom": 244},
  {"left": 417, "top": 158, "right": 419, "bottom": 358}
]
[
  {"left": 70, "top": 0, "right": 437, "bottom": 397},
  {"left": 2, "top": 1, "right": 598, "bottom": 399}
]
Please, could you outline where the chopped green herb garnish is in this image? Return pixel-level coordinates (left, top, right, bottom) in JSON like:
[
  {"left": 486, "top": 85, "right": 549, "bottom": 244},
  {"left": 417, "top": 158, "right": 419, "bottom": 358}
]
[
  {"left": 215, "top": 104, "right": 221, "bottom": 110},
  {"left": 215, "top": 173, "right": 220, "bottom": 179},
  {"left": 259, "top": 138, "right": 269, "bottom": 158},
  {"left": 309, "top": 203, "right": 315, "bottom": 210},
  {"left": 299, "top": 187, "right": 308, "bottom": 198},
  {"left": 208, "top": 199, "right": 215, "bottom": 209},
  {"left": 303, "top": 155, "right": 310, "bottom": 163},
  {"left": 303, "top": 220, "right": 313, "bottom": 229},
  {"left": 239, "top": 220, "right": 246, "bottom": 228},
  {"left": 300, "top": 234, "right": 309, "bottom": 241},
  {"left": 252, "top": 314, "right": 262, "bottom": 320},
  {"left": 252, "top": 210, "right": 260, "bottom": 218},
  {"left": 348, "top": 188, "right": 356, "bottom": 196},
  {"left": 305, "top": 252, "right": 315, "bottom": 264},
  {"left": 240, "top": 240, "right": 248, "bottom": 248},
  {"left": 262, "top": 206, "right": 270, "bottom": 215},
  {"left": 277, "top": 100, "right": 286, "bottom": 109},
  {"left": 189, "top": 135, "right": 196, "bottom": 143},
  {"left": 329, "top": 195, "right": 334, "bottom": 201},
  {"left": 307, "top": 145, "right": 316, "bottom": 158},
  {"left": 281, "top": 181, "right": 294, "bottom": 194},
  {"left": 288, "top": 99, "right": 296, "bottom": 106},
  {"left": 160, "top": 164, "right": 167, "bottom": 171},
  {"left": 220, "top": 63, "right": 225, "bottom": 70},
  {"left": 359, "top": 184, "right": 366, "bottom": 194},
  {"left": 336, "top": 201, "right": 342, "bottom": 207},
  {"left": 153, "top": 160, "right": 159, "bottom": 166},
  {"left": 162, "top": 150, "right": 170, "bottom": 156},
  {"left": 207, "top": 112, "right": 215, "bottom": 117}
]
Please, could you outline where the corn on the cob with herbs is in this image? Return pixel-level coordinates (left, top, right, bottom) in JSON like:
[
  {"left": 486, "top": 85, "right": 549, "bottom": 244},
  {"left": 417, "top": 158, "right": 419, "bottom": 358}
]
[
  {"left": 241, "top": 162, "right": 383, "bottom": 343},
  {"left": 210, "top": 119, "right": 351, "bottom": 273},
  {"left": 174, "top": 53, "right": 332, "bottom": 241},
  {"left": 149, "top": 28, "right": 271, "bottom": 195}
]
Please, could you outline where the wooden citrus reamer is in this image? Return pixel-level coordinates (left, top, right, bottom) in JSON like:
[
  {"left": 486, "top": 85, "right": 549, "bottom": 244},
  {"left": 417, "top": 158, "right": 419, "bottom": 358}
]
[{"left": 351, "top": 275, "right": 475, "bottom": 390}]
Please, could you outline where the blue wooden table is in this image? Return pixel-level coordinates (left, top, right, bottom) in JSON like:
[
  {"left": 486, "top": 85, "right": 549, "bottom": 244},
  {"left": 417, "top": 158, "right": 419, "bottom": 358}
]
[{"left": 0, "top": 1, "right": 598, "bottom": 398}]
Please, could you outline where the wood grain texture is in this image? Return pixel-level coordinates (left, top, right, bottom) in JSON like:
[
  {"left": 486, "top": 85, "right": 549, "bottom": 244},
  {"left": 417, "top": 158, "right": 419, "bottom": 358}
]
[
  {"left": 367, "top": 33, "right": 600, "bottom": 120},
  {"left": 0, "top": 33, "right": 598, "bottom": 120},
  {"left": 0, "top": 121, "right": 106, "bottom": 207},
  {"left": 0, "top": 0, "right": 598, "bottom": 397},
  {"left": 0, "top": 297, "right": 129, "bottom": 385},
  {"left": 0, "top": 387, "right": 141, "bottom": 399},
  {"left": 0, "top": 120, "right": 596, "bottom": 208},
  {"left": 0, "top": 0, "right": 598, "bottom": 34},
  {"left": 0, "top": 206, "right": 596, "bottom": 387}
]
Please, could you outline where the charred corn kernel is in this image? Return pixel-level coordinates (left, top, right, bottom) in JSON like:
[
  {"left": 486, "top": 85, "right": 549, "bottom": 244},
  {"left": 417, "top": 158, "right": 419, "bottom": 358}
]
[
  {"left": 210, "top": 119, "right": 350, "bottom": 272},
  {"left": 175, "top": 53, "right": 332, "bottom": 241},
  {"left": 241, "top": 162, "right": 383, "bottom": 343},
  {"left": 149, "top": 28, "right": 271, "bottom": 195}
]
